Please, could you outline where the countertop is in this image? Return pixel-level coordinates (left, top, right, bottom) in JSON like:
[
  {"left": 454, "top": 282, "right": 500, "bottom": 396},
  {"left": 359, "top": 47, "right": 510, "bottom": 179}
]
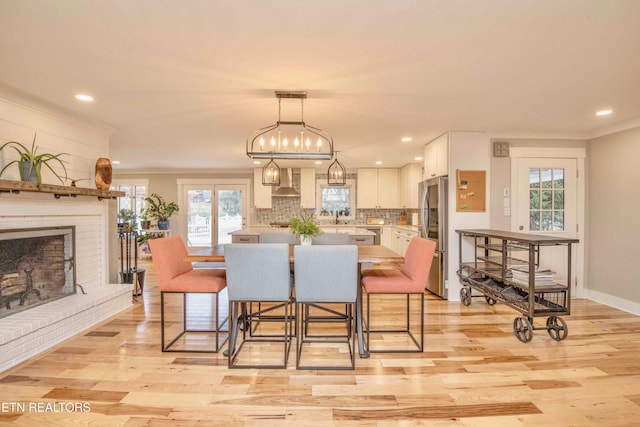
[{"left": 230, "top": 227, "right": 375, "bottom": 236}]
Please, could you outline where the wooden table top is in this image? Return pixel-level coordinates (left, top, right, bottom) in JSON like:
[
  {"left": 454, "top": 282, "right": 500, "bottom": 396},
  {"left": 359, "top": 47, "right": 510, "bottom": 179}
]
[{"left": 185, "top": 244, "right": 404, "bottom": 264}]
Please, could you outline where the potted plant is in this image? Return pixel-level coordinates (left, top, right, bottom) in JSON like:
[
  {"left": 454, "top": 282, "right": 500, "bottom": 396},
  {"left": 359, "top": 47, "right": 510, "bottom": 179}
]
[
  {"left": 117, "top": 208, "right": 137, "bottom": 233},
  {"left": 144, "top": 193, "right": 179, "bottom": 230},
  {"left": 289, "top": 211, "right": 322, "bottom": 245},
  {"left": 139, "top": 208, "right": 151, "bottom": 230},
  {"left": 0, "top": 134, "right": 68, "bottom": 189}
]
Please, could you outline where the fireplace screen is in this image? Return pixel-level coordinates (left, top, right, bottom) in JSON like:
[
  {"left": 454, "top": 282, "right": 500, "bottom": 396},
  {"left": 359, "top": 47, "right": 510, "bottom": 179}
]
[{"left": 0, "top": 226, "right": 76, "bottom": 318}]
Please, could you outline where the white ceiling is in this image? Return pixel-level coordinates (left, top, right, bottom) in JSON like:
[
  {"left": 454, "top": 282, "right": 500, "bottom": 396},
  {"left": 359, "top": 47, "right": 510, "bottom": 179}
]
[{"left": 1, "top": 0, "right": 639, "bottom": 172}]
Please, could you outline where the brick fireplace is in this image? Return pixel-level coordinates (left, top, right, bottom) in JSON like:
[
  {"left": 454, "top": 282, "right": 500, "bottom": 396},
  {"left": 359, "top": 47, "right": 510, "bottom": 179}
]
[{"left": 0, "top": 194, "right": 132, "bottom": 372}]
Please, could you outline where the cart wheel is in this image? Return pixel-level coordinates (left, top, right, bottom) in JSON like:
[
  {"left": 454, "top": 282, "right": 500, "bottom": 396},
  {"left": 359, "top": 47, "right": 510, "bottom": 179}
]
[
  {"left": 513, "top": 316, "right": 533, "bottom": 343},
  {"left": 485, "top": 296, "right": 497, "bottom": 305},
  {"left": 546, "top": 316, "right": 568, "bottom": 341},
  {"left": 460, "top": 287, "right": 472, "bottom": 306}
]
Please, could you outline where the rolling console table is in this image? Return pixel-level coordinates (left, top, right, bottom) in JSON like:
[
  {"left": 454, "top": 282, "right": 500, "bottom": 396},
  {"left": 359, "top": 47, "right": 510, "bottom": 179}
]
[{"left": 456, "top": 229, "right": 578, "bottom": 343}]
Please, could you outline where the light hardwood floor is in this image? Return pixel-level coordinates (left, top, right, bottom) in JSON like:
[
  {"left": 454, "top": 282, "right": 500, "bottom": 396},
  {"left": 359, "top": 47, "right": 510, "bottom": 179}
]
[{"left": 1, "top": 260, "right": 640, "bottom": 426}]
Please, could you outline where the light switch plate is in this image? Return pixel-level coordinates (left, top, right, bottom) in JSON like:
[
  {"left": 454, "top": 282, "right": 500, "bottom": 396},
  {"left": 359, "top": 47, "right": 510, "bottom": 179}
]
[{"left": 493, "top": 141, "right": 509, "bottom": 157}]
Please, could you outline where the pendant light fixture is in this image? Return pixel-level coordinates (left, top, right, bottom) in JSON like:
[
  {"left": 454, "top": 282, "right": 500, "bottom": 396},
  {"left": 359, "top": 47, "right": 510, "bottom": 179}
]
[
  {"left": 262, "top": 158, "right": 280, "bottom": 186},
  {"left": 327, "top": 151, "right": 346, "bottom": 186},
  {"left": 247, "top": 91, "right": 333, "bottom": 160}
]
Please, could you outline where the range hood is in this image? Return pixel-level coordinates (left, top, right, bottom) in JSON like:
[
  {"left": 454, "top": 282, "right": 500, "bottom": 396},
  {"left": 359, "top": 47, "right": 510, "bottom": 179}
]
[{"left": 272, "top": 168, "right": 300, "bottom": 198}]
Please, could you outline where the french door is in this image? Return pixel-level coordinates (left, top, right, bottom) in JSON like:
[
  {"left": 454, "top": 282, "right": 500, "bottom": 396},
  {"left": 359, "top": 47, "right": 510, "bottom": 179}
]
[{"left": 182, "top": 183, "right": 247, "bottom": 248}]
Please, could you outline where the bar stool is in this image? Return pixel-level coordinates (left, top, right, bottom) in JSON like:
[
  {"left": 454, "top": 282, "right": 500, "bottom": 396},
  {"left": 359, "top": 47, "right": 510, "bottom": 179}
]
[
  {"left": 224, "top": 243, "right": 293, "bottom": 369},
  {"left": 361, "top": 237, "right": 435, "bottom": 353},
  {"left": 149, "top": 236, "right": 228, "bottom": 353},
  {"left": 294, "top": 245, "right": 358, "bottom": 369}
]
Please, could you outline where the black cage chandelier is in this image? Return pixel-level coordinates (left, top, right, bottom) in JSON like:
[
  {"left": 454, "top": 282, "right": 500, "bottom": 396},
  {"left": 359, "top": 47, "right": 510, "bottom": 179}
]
[{"left": 246, "top": 91, "right": 334, "bottom": 160}]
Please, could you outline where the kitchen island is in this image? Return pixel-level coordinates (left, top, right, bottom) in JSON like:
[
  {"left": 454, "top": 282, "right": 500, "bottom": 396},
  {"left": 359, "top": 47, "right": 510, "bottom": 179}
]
[{"left": 230, "top": 227, "right": 376, "bottom": 245}]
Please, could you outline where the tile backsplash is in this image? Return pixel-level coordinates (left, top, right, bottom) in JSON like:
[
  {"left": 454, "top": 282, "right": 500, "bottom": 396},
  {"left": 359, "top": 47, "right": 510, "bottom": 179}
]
[{"left": 253, "top": 172, "right": 418, "bottom": 225}]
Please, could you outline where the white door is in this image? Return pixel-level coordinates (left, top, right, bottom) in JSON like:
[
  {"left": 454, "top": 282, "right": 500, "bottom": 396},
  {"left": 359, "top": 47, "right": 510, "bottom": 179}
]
[
  {"left": 184, "top": 184, "right": 247, "bottom": 248},
  {"left": 512, "top": 157, "right": 578, "bottom": 289}
]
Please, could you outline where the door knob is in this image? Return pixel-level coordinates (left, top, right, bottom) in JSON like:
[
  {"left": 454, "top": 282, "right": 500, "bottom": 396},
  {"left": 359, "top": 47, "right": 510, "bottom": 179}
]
[{"left": 519, "top": 225, "right": 524, "bottom": 230}]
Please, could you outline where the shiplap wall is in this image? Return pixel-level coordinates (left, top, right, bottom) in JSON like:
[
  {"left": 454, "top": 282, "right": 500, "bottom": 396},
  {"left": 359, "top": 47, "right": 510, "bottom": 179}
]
[{"left": 0, "top": 90, "right": 132, "bottom": 372}]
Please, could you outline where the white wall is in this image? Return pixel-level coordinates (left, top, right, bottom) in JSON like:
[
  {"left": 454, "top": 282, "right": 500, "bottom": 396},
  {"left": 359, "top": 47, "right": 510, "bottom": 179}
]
[
  {"left": 586, "top": 126, "right": 640, "bottom": 310},
  {"left": 0, "top": 89, "right": 132, "bottom": 372},
  {"left": 446, "top": 131, "right": 491, "bottom": 301}
]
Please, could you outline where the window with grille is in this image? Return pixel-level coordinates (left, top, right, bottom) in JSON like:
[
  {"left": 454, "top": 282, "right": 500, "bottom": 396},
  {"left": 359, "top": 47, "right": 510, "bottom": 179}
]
[{"left": 529, "top": 168, "right": 564, "bottom": 231}]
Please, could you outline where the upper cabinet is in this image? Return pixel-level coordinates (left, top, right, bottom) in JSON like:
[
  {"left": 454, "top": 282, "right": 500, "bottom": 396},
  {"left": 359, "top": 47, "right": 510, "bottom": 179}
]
[
  {"left": 253, "top": 168, "right": 272, "bottom": 208},
  {"left": 424, "top": 133, "right": 449, "bottom": 179},
  {"left": 300, "top": 168, "right": 316, "bottom": 209},
  {"left": 399, "top": 163, "right": 422, "bottom": 208},
  {"left": 357, "top": 168, "right": 399, "bottom": 209}
]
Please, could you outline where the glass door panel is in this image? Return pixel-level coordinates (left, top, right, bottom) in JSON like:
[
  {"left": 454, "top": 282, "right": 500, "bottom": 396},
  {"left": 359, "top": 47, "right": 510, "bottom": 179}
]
[
  {"left": 187, "top": 189, "right": 212, "bottom": 247},
  {"left": 183, "top": 184, "right": 247, "bottom": 248},
  {"left": 216, "top": 187, "right": 244, "bottom": 244}
]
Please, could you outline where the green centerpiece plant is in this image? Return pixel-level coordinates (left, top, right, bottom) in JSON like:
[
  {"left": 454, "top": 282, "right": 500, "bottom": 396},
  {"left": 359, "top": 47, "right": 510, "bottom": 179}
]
[{"left": 289, "top": 211, "right": 322, "bottom": 245}]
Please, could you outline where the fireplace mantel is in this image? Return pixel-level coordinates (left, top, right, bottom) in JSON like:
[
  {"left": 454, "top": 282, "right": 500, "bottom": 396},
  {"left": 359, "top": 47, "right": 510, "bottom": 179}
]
[{"left": 0, "top": 179, "right": 124, "bottom": 200}]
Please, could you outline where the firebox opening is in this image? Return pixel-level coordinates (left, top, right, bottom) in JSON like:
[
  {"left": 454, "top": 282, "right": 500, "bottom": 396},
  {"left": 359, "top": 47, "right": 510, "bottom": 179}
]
[{"left": 0, "top": 226, "right": 76, "bottom": 318}]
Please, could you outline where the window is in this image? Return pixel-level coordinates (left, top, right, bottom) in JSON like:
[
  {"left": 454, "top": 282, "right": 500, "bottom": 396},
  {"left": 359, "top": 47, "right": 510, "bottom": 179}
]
[
  {"left": 316, "top": 179, "right": 355, "bottom": 219},
  {"left": 112, "top": 180, "right": 148, "bottom": 229},
  {"left": 529, "top": 168, "right": 564, "bottom": 231}
]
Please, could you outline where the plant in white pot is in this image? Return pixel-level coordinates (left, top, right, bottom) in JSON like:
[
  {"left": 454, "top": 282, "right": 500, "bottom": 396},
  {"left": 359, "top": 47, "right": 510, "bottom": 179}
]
[
  {"left": 144, "top": 193, "right": 179, "bottom": 230},
  {"left": 0, "top": 134, "right": 68, "bottom": 189},
  {"left": 289, "top": 211, "right": 322, "bottom": 245}
]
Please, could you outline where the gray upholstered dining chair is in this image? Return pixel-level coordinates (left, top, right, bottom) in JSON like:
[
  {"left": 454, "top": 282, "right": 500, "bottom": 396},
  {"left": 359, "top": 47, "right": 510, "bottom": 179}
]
[
  {"left": 293, "top": 245, "right": 358, "bottom": 370},
  {"left": 312, "top": 232, "right": 350, "bottom": 245},
  {"left": 224, "top": 243, "right": 294, "bottom": 369},
  {"left": 259, "top": 232, "right": 299, "bottom": 244}
]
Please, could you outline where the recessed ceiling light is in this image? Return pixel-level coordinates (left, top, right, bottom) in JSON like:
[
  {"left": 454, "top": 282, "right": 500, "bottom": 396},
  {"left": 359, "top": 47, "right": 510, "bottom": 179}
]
[
  {"left": 414, "top": 156, "right": 423, "bottom": 161},
  {"left": 111, "top": 160, "right": 121, "bottom": 164},
  {"left": 75, "top": 94, "right": 94, "bottom": 102},
  {"left": 596, "top": 109, "right": 613, "bottom": 116},
  {"left": 375, "top": 161, "right": 383, "bottom": 165},
  {"left": 315, "top": 161, "right": 322, "bottom": 165},
  {"left": 401, "top": 137, "right": 412, "bottom": 142},
  {"left": 253, "top": 161, "right": 261, "bottom": 165}
]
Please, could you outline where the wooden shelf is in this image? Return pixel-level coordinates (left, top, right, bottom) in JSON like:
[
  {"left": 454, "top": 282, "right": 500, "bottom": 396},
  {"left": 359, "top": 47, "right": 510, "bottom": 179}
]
[{"left": 0, "top": 178, "right": 125, "bottom": 200}]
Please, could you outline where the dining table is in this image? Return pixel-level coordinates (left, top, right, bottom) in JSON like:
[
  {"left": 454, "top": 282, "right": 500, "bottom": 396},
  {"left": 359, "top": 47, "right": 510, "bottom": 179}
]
[{"left": 185, "top": 244, "right": 405, "bottom": 358}]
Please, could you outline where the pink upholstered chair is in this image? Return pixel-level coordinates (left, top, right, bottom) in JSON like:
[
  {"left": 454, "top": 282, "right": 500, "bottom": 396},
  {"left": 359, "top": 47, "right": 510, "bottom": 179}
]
[
  {"left": 149, "top": 236, "right": 227, "bottom": 353},
  {"left": 361, "top": 237, "right": 436, "bottom": 353}
]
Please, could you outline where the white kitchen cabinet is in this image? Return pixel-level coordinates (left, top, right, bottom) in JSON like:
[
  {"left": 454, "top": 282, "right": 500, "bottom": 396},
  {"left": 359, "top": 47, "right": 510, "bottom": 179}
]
[
  {"left": 381, "top": 226, "right": 395, "bottom": 250},
  {"left": 394, "top": 227, "right": 419, "bottom": 256},
  {"left": 300, "top": 168, "right": 316, "bottom": 209},
  {"left": 424, "top": 133, "right": 449, "bottom": 179},
  {"left": 399, "top": 163, "right": 422, "bottom": 208},
  {"left": 357, "top": 168, "right": 399, "bottom": 209},
  {"left": 349, "top": 235, "right": 374, "bottom": 245},
  {"left": 253, "top": 168, "right": 272, "bottom": 208}
]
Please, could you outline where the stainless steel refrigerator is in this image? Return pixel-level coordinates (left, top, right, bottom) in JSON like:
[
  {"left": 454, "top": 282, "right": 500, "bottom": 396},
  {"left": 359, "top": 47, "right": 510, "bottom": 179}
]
[{"left": 418, "top": 176, "right": 448, "bottom": 298}]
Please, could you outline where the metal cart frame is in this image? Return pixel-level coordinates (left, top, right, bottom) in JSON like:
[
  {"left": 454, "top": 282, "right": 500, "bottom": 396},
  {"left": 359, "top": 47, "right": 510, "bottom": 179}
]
[{"left": 456, "top": 229, "right": 578, "bottom": 342}]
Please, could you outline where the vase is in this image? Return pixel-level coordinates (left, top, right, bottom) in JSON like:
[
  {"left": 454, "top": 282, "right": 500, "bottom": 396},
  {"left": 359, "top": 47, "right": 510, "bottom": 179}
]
[
  {"left": 300, "top": 235, "right": 313, "bottom": 246},
  {"left": 20, "top": 161, "right": 39, "bottom": 184},
  {"left": 94, "top": 157, "right": 112, "bottom": 190},
  {"left": 157, "top": 220, "right": 170, "bottom": 230}
]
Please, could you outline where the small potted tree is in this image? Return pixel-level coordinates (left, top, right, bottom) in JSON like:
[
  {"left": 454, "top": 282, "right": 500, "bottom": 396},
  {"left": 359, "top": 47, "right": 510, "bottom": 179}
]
[
  {"left": 289, "top": 211, "right": 322, "bottom": 245},
  {"left": 144, "top": 193, "right": 179, "bottom": 230},
  {"left": 139, "top": 207, "right": 151, "bottom": 230},
  {"left": 0, "top": 134, "right": 68, "bottom": 189},
  {"left": 117, "top": 208, "right": 137, "bottom": 233}
]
